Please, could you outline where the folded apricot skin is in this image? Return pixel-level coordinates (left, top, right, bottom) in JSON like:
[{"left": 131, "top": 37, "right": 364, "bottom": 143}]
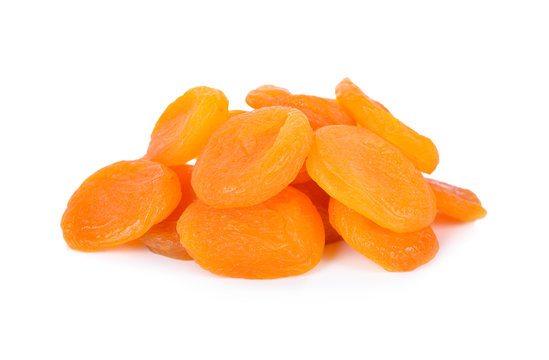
[
  {"left": 306, "top": 125, "right": 436, "bottom": 233},
  {"left": 336, "top": 78, "right": 439, "bottom": 174},
  {"left": 192, "top": 106, "right": 313, "bottom": 208},
  {"left": 61, "top": 160, "right": 181, "bottom": 251},
  {"left": 329, "top": 198, "right": 439, "bottom": 272}
]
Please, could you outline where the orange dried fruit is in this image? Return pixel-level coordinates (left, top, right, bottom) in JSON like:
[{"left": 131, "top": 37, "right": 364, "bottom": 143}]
[
  {"left": 246, "top": 85, "right": 355, "bottom": 130},
  {"left": 306, "top": 125, "right": 436, "bottom": 233},
  {"left": 426, "top": 178, "right": 487, "bottom": 221},
  {"left": 336, "top": 78, "right": 439, "bottom": 174},
  {"left": 293, "top": 181, "right": 341, "bottom": 243},
  {"left": 177, "top": 186, "right": 324, "bottom": 279},
  {"left": 292, "top": 164, "right": 312, "bottom": 184},
  {"left": 165, "top": 164, "right": 195, "bottom": 221},
  {"left": 227, "top": 109, "right": 246, "bottom": 118},
  {"left": 192, "top": 106, "right": 313, "bottom": 208},
  {"left": 61, "top": 160, "right": 181, "bottom": 251},
  {"left": 140, "top": 221, "right": 192, "bottom": 260},
  {"left": 329, "top": 198, "right": 439, "bottom": 271},
  {"left": 144, "top": 86, "right": 229, "bottom": 166}
]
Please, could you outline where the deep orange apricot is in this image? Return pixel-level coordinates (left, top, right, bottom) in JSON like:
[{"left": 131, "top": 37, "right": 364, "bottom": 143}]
[
  {"left": 140, "top": 221, "right": 192, "bottom": 260},
  {"left": 246, "top": 85, "right": 355, "bottom": 130},
  {"left": 292, "top": 164, "right": 312, "bottom": 184},
  {"left": 165, "top": 164, "right": 195, "bottom": 221},
  {"left": 192, "top": 106, "right": 313, "bottom": 208},
  {"left": 336, "top": 78, "right": 439, "bottom": 174},
  {"left": 144, "top": 86, "right": 228, "bottom": 165},
  {"left": 426, "top": 178, "right": 487, "bottom": 221},
  {"left": 306, "top": 125, "right": 436, "bottom": 233},
  {"left": 227, "top": 110, "right": 247, "bottom": 118},
  {"left": 293, "top": 181, "right": 341, "bottom": 243},
  {"left": 61, "top": 160, "right": 181, "bottom": 251},
  {"left": 177, "top": 187, "right": 324, "bottom": 279},
  {"left": 329, "top": 198, "right": 439, "bottom": 271}
]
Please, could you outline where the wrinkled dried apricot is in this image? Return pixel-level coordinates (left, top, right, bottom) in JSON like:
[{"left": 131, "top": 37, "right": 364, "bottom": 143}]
[
  {"left": 306, "top": 125, "right": 436, "bottom": 233},
  {"left": 178, "top": 186, "right": 324, "bottom": 279},
  {"left": 336, "top": 78, "right": 439, "bottom": 174},
  {"left": 61, "top": 79, "right": 487, "bottom": 276},
  {"left": 227, "top": 109, "right": 246, "bottom": 118},
  {"left": 426, "top": 178, "right": 487, "bottom": 221},
  {"left": 246, "top": 85, "right": 355, "bottom": 130},
  {"left": 61, "top": 160, "right": 181, "bottom": 251},
  {"left": 144, "top": 86, "right": 228, "bottom": 165},
  {"left": 192, "top": 106, "right": 313, "bottom": 208},
  {"left": 293, "top": 181, "right": 341, "bottom": 243},
  {"left": 329, "top": 198, "right": 439, "bottom": 271},
  {"left": 140, "top": 221, "right": 192, "bottom": 260},
  {"left": 165, "top": 164, "right": 195, "bottom": 221}
]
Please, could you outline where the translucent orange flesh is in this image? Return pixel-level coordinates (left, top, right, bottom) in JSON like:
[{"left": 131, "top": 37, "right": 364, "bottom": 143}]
[
  {"left": 140, "top": 221, "right": 192, "bottom": 260},
  {"left": 426, "top": 178, "right": 487, "bottom": 221}
]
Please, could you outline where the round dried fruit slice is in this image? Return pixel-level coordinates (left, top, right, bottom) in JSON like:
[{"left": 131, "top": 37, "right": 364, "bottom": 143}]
[
  {"left": 329, "top": 198, "right": 439, "bottom": 271},
  {"left": 192, "top": 106, "right": 313, "bottom": 208},
  {"left": 177, "top": 186, "right": 324, "bottom": 279},
  {"left": 144, "top": 86, "right": 228, "bottom": 165},
  {"left": 306, "top": 125, "right": 436, "bottom": 233},
  {"left": 61, "top": 160, "right": 181, "bottom": 251},
  {"left": 336, "top": 78, "right": 439, "bottom": 174}
]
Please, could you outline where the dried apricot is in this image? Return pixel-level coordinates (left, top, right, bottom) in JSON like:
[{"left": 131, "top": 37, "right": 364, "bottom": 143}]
[
  {"left": 192, "top": 106, "right": 313, "bottom": 208},
  {"left": 306, "top": 125, "right": 436, "bottom": 233},
  {"left": 293, "top": 181, "right": 341, "bottom": 243},
  {"left": 426, "top": 178, "right": 487, "bottom": 221},
  {"left": 140, "top": 221, "right": 192, "bottom": 260},
  {"left": 227, "top": 109, "right": 246, "bottom": 118},
  {"left": 336, "top": 78, "right": 439, "bottom": 174},
  {"left": 165, "top": 164, "right": 195, "bottom": 221},
  {"left": 144, "top": 86, "right": 228, "bottom": 166},
  {"left": 329, "top": 198, "right": 439, "bottom": 271},
  {"left": 292, "top": 164, "right": 312, "bottom": 184},
  {"left": 178, "top": 187, "right": 324, "bottom": 279},
  {"left": 246, "top": 85, "right": 355, "bottom": 130},
  {"left": 61, "top": 160, "right": 181, "bottom": 251},
  {"left": 137, "top": 165, "right": 194, "bottom": 259}
]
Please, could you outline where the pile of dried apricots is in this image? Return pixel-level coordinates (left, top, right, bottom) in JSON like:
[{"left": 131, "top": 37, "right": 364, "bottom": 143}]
[{"left": 61, "top": 78, "right": 486, "bottom": 279}]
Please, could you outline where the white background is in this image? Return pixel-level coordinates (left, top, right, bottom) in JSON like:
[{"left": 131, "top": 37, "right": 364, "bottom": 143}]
[{"left": 1, "top": 1, "right": 548, "bottom": 359}]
